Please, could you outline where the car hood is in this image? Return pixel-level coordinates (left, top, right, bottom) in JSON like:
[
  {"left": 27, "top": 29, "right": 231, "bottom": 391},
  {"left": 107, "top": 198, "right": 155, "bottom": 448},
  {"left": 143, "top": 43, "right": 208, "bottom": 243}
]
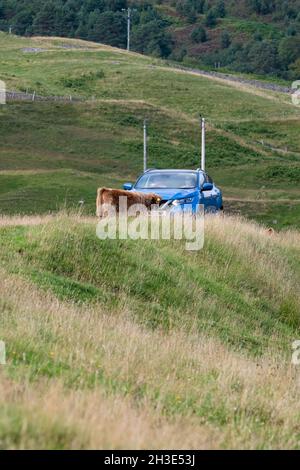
[{"left": 134, "top": 188, "right": 197, "bottom": 201}]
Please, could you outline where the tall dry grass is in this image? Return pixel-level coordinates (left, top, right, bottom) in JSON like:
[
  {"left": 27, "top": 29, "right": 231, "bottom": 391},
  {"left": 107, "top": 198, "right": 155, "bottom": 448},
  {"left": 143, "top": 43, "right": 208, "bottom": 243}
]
[{"left": 1, "top": 213, "right": 300, "bottom": 449}]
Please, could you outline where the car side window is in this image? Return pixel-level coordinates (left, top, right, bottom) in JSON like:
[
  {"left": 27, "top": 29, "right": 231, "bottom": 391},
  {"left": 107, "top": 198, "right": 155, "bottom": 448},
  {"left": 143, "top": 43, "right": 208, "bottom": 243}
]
[{"left": 205, "top": 174, "right": 213, "bottom": 184}]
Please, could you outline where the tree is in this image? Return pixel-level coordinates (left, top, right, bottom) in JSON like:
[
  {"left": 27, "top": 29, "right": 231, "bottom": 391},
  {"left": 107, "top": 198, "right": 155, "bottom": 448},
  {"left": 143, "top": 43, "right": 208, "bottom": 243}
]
[
  {"left": 105, "top": 0, "right": 127, "bottom": 10},
  {"left": 187, "top": 9, "right": 197, "bottom": 24},
  {"left": 32, "top": 2, "right": 61, "bottom": 36},
  {"left": 289, "top": 58, "right": 300, "bottom": 79},
  {"left": 278, "top": 37, "right": 300, "bottom": 69},
  {"left": 286, "top": 25, "right": 297, "bottom": 36},
  {"left": 247, "top": 0, "right": 276, "bottom": 15},
  {"left": 170, "top": 47, "right": 187, "bottom": 62},
  {"left": 247, "top": 40, "right": 279, "bottom": 74},
  {"left": 205, "top": 9, "right": 217, "bottom": 27},
  {"left": 87, "top": 10, "right": 127, "bottom": 47},
  {"left": 220, "top": 30, "right": 231, "bottom": 49},
  {"left": 176, "top": 0, "right": 199, "bottom": 21},
  {"left": 131, "top": 20, "right": 173, "bottom": 58},
  {"left": 215, "top": 0, "right": 226, "bottom": 18},
  {"left": 191, "top": 26, "right": 207, "bottom": 43},
  {"left": 13, "top": 10, "right": 34, "bottom": 35},
  {"left": 260, "top": 0, "right": 274, "bottom": 14},
  {"left": 194, "top": 0, "right": 206, "bottom": 14},
  {"left": 253, "top": 30, "right": 263, "bottom": 41},
  {"left": 247, "top": 0, "right": 262, "bottom": 14}
]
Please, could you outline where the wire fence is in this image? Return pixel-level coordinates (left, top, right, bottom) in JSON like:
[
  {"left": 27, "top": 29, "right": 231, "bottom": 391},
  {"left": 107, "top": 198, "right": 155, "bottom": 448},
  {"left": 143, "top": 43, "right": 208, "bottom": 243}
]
[{"left": 5, "top": 90, "right": 83, "bottom": 103}]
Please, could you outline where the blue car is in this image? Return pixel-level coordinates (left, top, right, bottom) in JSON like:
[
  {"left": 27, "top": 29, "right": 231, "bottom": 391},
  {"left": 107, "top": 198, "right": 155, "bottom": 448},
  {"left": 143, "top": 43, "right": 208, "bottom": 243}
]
[{"left": 123, "top": 169, "right": 223, "bottom": 214}]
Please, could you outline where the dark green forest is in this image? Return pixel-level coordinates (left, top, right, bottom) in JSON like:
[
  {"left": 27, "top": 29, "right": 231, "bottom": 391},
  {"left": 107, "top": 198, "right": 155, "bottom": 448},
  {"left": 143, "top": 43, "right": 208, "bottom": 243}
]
[{"left": 0, "top": 0, "right": 300, "bottom": 78}]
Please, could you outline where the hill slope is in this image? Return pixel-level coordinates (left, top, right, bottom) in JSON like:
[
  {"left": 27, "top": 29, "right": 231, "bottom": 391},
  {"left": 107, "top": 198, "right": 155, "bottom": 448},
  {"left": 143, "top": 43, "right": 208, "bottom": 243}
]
[
  {"left": 1, "top": 0, "right": 300, "bottom": 79},
  {"left": 0, "top": 212, "right": 300, "bottom": 449},
  {"left": 0, "top": 33, "right": 300, "bottom": 228}
]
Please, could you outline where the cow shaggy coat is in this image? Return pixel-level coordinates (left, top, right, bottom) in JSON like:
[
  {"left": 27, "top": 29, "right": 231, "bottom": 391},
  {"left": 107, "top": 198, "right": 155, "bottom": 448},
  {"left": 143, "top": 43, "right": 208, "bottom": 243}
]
[{"left": 96, "top": 188, "right": 161, "bottom": 218}]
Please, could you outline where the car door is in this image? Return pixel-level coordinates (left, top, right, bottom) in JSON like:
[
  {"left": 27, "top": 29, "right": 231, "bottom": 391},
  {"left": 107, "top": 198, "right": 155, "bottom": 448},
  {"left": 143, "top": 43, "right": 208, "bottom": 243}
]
[{"left": 200, "top": 173, "right": 217, "bottom": 210}]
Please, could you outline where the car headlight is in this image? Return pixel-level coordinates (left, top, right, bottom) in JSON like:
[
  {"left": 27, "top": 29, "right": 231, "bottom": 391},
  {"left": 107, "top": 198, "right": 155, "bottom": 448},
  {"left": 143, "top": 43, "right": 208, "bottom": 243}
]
[{"left": 172, "top": 197, "right": 194, "bottom": 206}]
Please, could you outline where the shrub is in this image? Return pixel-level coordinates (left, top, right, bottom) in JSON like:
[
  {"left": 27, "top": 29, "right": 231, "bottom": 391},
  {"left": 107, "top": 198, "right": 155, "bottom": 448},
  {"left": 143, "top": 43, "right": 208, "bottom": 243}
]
[
  {"left": 205, "top": 9, "right": 217, "bottom": 27},
  {"left": 191, "top": 26, "right": 207, "bottom": 43}
]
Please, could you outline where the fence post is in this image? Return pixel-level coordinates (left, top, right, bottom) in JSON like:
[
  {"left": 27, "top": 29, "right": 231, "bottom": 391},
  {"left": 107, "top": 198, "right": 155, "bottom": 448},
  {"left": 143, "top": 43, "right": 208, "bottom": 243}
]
[{"left": 0, "top": 341, "right": 6, "bottom": 365}]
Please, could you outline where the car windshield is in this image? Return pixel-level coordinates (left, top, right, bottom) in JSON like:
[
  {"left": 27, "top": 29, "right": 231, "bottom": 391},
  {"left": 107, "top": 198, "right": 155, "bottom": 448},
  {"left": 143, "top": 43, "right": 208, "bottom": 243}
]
[{"left": 136, "top": 172, "right": 198, "bottom": 189}]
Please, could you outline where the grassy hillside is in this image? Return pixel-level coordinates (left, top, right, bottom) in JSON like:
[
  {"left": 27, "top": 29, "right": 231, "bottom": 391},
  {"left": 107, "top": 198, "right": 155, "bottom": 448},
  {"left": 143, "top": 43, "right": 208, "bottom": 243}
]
[
  {"left": 1, "top": 0, "right": 299, "bottom": 79},
  {"left": 0, "top": 212, "right": 300, "bottom": 449},
  {"left": 0, "top": 33, "right": 300, "bottom": 228}
]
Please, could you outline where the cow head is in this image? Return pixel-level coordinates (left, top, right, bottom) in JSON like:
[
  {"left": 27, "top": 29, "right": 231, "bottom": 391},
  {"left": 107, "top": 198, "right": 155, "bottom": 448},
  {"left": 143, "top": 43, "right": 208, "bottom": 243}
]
[{"left": 151, "top": 194, "right": 161, "bottom": 205}]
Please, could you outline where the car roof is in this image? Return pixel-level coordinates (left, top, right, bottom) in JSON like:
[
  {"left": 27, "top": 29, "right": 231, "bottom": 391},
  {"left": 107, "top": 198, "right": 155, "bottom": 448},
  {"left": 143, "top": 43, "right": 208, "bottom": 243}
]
[{"left": 144, "top": 169, "right": 201, "bottom": 174}]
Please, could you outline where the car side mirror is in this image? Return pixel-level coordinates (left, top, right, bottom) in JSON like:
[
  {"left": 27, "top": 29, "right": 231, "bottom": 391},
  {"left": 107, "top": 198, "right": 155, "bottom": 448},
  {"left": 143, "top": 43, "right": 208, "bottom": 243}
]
[
  {"left": 123, "top": 183, "right": 133, "bottom": 191},
  {"left": 202, "top": 182, "right": 213, "bottom": 192}
]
